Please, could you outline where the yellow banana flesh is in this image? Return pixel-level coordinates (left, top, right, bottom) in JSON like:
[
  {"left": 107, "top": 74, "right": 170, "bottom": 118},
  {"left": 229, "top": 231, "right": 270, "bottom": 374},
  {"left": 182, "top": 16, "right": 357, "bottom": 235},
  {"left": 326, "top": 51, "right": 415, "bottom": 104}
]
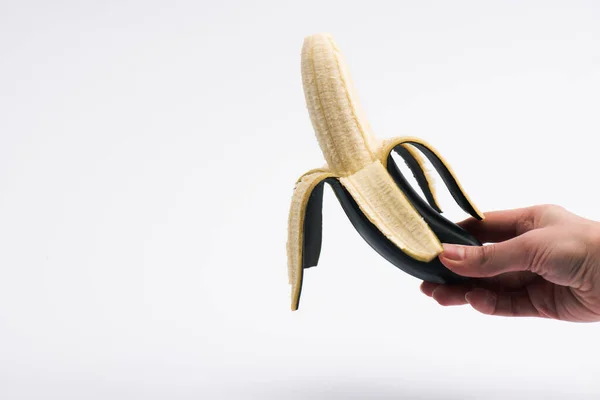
[{"left": 301, "top": 33, "right": 376, "bottom": 175}]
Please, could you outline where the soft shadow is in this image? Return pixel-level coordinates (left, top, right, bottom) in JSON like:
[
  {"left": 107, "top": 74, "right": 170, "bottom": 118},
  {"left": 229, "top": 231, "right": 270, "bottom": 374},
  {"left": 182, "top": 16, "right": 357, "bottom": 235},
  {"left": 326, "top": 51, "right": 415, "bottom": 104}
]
[{"left": 226, "top": 379, "right": 475, "bottom": 400}]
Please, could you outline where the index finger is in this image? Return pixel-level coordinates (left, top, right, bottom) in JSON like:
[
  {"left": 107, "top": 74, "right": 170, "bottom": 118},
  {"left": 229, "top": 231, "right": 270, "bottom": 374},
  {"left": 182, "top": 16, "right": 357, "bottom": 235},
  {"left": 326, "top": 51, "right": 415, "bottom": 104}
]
[{"left": 457, "top": 206, "right": 541, "bottom": 243}]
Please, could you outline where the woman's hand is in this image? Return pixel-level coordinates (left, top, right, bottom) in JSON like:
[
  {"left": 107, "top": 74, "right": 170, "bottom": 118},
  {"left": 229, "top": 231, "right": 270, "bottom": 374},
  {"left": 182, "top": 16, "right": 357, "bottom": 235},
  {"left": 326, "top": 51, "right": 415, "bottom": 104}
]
[{"left": 421, "top": 205, "right": 600, "bottom": 322}]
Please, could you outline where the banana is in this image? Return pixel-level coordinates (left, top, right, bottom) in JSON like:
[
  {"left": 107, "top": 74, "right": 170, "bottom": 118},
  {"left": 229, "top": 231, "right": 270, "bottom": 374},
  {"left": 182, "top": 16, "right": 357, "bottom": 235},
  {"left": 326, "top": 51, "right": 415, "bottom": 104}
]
[{"left": 287, "top": 33, "right": 485, "bottom": 311}]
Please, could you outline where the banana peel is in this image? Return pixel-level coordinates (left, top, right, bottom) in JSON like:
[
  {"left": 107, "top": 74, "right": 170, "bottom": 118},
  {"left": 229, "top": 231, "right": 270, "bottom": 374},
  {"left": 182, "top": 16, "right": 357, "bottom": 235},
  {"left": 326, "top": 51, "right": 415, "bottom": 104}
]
[{"left": 287, "top": 33, "right": 484, "bottom": 311}]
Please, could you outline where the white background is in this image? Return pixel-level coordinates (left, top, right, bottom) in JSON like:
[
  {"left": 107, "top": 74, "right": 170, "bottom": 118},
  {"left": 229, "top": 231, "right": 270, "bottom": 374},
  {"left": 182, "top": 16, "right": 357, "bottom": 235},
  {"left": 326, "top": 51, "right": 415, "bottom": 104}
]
[{"left": 1, "top": 1, "right": 600, "bottom": 399}]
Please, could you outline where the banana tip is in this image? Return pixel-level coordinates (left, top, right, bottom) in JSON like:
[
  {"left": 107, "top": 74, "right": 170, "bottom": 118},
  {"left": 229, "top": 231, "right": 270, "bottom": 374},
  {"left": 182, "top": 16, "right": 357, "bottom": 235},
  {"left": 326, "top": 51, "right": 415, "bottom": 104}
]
[{"left": 303, "top": 32, "right": 333, "bottom": 44}]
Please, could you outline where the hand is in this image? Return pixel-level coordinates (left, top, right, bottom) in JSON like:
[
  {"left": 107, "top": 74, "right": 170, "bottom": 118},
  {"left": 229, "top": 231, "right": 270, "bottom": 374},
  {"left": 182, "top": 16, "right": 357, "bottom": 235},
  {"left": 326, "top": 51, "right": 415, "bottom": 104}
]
[{"left": 421, "top": 204, "right": 600, "bottom": 322}]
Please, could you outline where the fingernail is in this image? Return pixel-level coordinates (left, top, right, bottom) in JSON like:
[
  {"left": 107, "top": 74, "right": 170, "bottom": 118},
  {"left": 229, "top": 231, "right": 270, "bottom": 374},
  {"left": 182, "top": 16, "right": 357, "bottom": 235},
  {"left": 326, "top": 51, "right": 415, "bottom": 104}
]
[
  {"left": 441, "top": 243, "right": 466, "bottom": 261},
  {"left": 465, "top": 291, "right": 474, "bottom": 304}
]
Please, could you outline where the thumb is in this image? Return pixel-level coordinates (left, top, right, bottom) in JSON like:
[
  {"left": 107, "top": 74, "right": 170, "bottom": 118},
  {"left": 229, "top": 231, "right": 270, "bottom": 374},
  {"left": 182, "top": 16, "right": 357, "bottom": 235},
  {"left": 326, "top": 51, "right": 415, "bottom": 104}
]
[{"left": 439, "top": 231, "right": 543, "bottom": 278}]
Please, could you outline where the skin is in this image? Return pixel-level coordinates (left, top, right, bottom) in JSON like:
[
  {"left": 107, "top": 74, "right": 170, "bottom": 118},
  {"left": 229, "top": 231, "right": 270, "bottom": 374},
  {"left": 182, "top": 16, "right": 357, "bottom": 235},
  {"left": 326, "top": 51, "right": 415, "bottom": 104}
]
[{"left": 420, "top": 204, "right": 600, "bottom": 322}]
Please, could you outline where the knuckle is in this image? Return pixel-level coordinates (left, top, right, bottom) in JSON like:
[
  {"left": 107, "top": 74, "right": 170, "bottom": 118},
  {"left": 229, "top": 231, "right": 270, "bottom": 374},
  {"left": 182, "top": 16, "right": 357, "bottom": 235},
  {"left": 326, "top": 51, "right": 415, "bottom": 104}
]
[
  {"left": 515, "top": 212, "right": 536, "bottom": 235},
  {"left": 537, "top": 204, "right": 567, "bottom": 224},
  {"left": 477, "top": 244, "right": 496, "bottom": 268},
  {"left": 559, "top": 238, "right": 590, "bottom": 281},
  {"left": 530, "top": 293, "right": 559, "bottom": 319},
  {"left": 521, "top": 236, "right": 547, "bottom": 273},
  {"left": 527, "top": 245, "right": 550, "bottom": 274},
  {"left": 576, "top": 261, "right": 597, "bottom": 292},
  {"left": 528, "top": 234, "right": 587, "bottom": 277},
  {"left": 538, "top": 203, "right": 564, "bottom": 213}
]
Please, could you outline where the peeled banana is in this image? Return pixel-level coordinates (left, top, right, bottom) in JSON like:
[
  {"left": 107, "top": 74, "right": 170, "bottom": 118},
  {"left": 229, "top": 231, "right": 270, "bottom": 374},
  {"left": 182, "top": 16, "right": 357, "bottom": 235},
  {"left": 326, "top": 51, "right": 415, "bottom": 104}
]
[{"left": 287, "top": 33, "right": 485, "bottom": 311}]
